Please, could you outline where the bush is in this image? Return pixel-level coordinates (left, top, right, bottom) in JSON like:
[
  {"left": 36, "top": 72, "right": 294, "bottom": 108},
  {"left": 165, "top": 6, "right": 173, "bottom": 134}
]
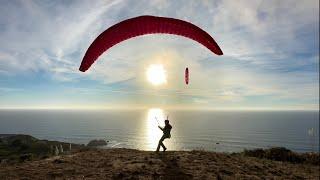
[
  {"left": 271, "top": 147, "right": 304, "bottom": 163},
  {"left": 244, "top": 148, "right": 265, "bottom": 158},
  {"left": 19, "top": 154, "right": 33, "bottom": 162},
  {"left": 10, "top": 139, "right": 23, "bottom": 147},
  {"left": 303, "top": 153, "right": 320, "bottom": 165},
  {"left": 243, "top": 147, "right": 312, "bottom": 164}
]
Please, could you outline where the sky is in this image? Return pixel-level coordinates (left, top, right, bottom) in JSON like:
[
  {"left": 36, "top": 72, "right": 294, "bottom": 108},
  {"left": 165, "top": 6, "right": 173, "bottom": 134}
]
[{"left": 0, "top": 0, "right": 319, "bottom": 110}]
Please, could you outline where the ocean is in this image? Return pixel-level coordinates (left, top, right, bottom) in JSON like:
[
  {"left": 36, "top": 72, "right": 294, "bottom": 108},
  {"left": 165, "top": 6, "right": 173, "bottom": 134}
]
[{"left": 0, "top": 109, "right": 318, "bottom": 152}]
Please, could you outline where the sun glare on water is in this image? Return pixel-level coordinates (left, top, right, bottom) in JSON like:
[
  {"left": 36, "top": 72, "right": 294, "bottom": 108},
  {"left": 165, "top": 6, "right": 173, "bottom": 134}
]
[
  {"left": 146, "top": 64, "right": 167, "bottom": 86},
  {"left": 145, "top": 108, "right": 164, "bottom": 150}
]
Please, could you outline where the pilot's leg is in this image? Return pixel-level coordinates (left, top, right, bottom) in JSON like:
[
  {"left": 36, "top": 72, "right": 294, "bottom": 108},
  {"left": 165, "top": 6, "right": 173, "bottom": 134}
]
[{"left": 156, "top": 135, "right": 165, "bottom": 152}]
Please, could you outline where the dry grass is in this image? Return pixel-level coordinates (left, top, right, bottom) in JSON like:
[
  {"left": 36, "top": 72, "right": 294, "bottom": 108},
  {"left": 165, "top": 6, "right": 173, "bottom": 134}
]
[{"left": 0, "top": 148, "right": 319, "bottom": 179}]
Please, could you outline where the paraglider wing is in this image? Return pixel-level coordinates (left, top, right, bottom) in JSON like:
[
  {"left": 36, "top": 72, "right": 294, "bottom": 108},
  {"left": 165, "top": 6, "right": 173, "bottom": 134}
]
[
  {"left": 79, "top": 15, "right": 223, "bottom": 72},
  {"left": 185, "top": 67, "right": 189, "bottom": 85}
]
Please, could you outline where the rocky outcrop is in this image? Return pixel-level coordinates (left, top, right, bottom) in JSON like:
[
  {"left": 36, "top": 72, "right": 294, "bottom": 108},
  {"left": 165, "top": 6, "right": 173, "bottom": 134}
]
[{"left": 87, "top": 139, "right": 108, "bottom": 147}]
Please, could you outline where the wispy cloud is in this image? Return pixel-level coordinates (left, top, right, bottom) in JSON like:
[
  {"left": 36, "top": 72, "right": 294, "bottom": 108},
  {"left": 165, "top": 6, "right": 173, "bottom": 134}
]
[{"left": 0, "top": 0, "right": 318, "bottom": 109}]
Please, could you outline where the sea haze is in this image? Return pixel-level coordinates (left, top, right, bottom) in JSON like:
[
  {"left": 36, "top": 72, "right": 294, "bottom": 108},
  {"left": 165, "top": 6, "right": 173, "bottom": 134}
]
[{"left": 0, "top": 109, "right": 318, "bottom": 152}]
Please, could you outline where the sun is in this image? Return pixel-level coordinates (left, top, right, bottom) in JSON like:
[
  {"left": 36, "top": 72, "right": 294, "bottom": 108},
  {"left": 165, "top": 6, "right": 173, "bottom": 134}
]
[{"left": 146, "top": 64, "right": 167, "bottom": 86}]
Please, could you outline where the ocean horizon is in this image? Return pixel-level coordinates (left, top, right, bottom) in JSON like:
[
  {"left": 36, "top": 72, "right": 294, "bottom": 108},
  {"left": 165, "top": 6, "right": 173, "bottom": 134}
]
[{"left": 0, "top": 109, "right": 318, "bottom": 153}]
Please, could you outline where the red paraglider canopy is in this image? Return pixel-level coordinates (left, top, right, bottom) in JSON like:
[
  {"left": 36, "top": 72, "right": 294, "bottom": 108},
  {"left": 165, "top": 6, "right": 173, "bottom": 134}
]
[
  {"left": 185, "top": 67, "right": 189, "bottom": 85},
  {"left": 79, "top": 15, "right": 223, "bottom": 72}
]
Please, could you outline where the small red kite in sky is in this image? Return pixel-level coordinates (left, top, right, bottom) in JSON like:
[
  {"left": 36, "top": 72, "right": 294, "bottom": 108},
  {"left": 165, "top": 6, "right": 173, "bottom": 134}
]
[{"left": 185, "top": 67, "right": 189, "bottom": 85}]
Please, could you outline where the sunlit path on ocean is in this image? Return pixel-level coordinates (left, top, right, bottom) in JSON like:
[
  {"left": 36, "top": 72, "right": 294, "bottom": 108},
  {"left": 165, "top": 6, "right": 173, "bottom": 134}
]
[
  {"left": 144, "top": 108, "right": 165, "bottom": 150},
  {"left": 144, "top": 108, "right": 177, "bottom": 151}
]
